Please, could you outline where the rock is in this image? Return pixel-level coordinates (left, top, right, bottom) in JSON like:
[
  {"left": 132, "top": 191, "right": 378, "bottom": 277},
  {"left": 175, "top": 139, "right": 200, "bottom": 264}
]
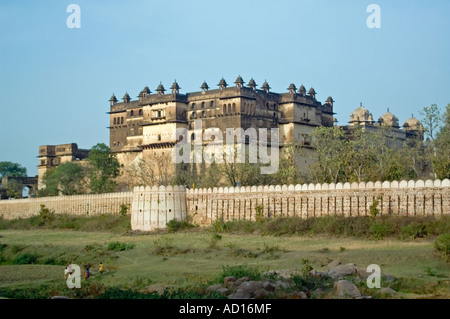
[
  {"left": 328, "top": 263, "right": 357, "bottom": 280},
  {"left": 312, "top": 288, "right": 326, "bottom": 298},
  {"left": 51, "top": 296, "right": 71, "bottom": 299},
  {"left": 253, "top": 288, "right": 268, "bottom": 299},
  {"left": 144, "top": 283, "right": 169, "bottom": 295},
  {"left": 263, "top": 281, "right": 276, "bottom": 291},
  {"left": 228, "top": 288, "right": 251, "bottom": 299},
  {"left": 239, "top": 281, "right": 264, "bottom": 294},
  {"left": 327, "top": 260, "right": 341, "bottom": 268},
  {"left": 379, "top": 287, "right": 397, "bottom": 296},
  {"left": 206, "top": 284, "right": 223, "bottom": 293},
  {"left": 309, "top": 269, "right": 328, "bottom": 279},
  {"left": 334, "top": 280, "right": 361, "bottom": 298},
  {"left": 224, "top": 276, "right": 236, "bottom": 287},
  {"left": 356, "top": 267, "right": 371, "bottom": 280},
  {"left": 274, "top": 280, "right": 292, "bottom": 290},
  {"left": 288, "top": 291, "right": 308, "bottom": 299},
  {"left": 217, "top": 288, "right": 231, "bottom": 296},
  {"left": 232, "top": 276, "right": 250, "bottom": 288}
]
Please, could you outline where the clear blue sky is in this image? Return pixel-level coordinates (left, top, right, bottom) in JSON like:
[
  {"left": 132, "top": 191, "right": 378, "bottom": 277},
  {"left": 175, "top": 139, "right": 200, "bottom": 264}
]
[{"left": 1, "top": 0, "right": 449, "bottom": 177}]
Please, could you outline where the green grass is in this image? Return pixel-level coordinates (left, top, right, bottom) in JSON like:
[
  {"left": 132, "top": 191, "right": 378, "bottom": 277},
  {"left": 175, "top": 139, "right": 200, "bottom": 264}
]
[
  {"left": 0, "top": 214, "right": 449, "bottom": 299},
  {"left": 0, "top": 228, "right": 449, "bottom": 299}
]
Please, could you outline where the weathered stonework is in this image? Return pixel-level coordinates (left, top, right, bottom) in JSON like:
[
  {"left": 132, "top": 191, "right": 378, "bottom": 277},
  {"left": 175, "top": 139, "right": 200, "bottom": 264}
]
[{"left": 1, "top": 179, "right": 449, "bottom": 232}]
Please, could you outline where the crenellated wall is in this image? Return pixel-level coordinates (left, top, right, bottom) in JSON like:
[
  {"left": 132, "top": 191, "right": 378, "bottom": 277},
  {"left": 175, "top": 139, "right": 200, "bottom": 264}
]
[
  {"left": 1, "top": 179, "right": 449, "bottom": 233},
  {"left": 185, "top": 179, "right": 450, "bottom": 227},
  {"left": 0, "top": 192, "right": 133, "bottom": 220}
]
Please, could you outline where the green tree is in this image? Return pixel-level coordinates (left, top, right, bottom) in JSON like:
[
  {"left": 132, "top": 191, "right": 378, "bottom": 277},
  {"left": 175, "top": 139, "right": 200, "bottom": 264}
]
[
  {"left": 5, "top": 179, "right": 22, "bottom": 198},
  {"left": 43, "top": 162, "right": 87, "bottom": 195},
  {"left": 433, "top": 103, "right": 450, "bottom": 179},
  {"left": 420, "top": 104, "right": 441, "bottom": 141},
  {"left": 87, "top": 143, "right": 121, "bottom": 193},
  {"left": 0, "top": 161, "right": 27, "bottom": 178}
]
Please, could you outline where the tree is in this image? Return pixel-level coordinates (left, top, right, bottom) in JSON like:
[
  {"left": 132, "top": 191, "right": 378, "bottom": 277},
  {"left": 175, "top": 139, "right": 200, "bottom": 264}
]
[
  {"left": 0, "top": 161, "right": 27, "bottom": 179},
  {"left": 42, "top": 162, "right": 87, "bottom": 196},
  {"left": 5, "top": 179, "right": 22, "bottom": 199},
  {"left": 87, "top": 143, "right": 121, "bottom": 193},
  {"left": 420, "top": 104, "right": 441, "bottom": 141},
  {"left": 433, "top": 103, "right": 450, "bottom": 179}
]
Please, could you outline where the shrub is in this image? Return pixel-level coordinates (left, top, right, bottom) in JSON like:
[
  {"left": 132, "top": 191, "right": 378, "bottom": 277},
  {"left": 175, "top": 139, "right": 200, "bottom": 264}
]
[
  {"left": 255, "top": 204, "right": 265, "bottom": 223},
  {"left": 369, "top": 220, "right": 394, "bottom": 239},
  {"left": 119, "top": 204, "right": 128, "bottom": 217},
  {"left": 166, "top": 219, "right": 193, "bottom": 233},
  {"left": 215, "top": 264, "right": 261, "bottom": 283},
  {"left": 400, "top": 222, "right": 428, "bottom": 239},
  {"left": 369, "top": 198, "right": 380, "bottom": 219},
  {"left": 39, "top": 204, "right": 55, "bottom": 225},
  {"left": 208, "top": 233, "right": 222, "bottom": 249},
  {"left": 13, "top": 252, "right": 38, "bottom": 265},
  {"left": 107, "top": 241, "right": 135, "bottom": 252},
  {"left": 434, "top": 233, "right": 450, "bottom": 260}
]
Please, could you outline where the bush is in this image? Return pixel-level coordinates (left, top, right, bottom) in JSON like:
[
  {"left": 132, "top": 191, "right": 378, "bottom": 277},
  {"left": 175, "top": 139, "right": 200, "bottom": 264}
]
[
  {"left": 39, "top": 205, "right": 54, "bottom": 225},
  {"left": 215, "top": 264, "right": 261, "bottom": 284},
  {"left": 369, "top": 220, "right": 394, "bottom": 239},
  {"left": 119, "top": 204, "right": 128, "bottom": 217},
  {"left": 13, "top": 252, "right": 38, "bottom": 265},
  {"left": 400, "top": 223, "right": 428, "bottom": 239},
  {"left": 107, "top": 241, "right": 135, "bottom": 252},
  {"left": 166, "top": 219, "right": 194, "bottom": 233},
  {"left": 434, "top": 233, "right": 450, "bottom": 260}
]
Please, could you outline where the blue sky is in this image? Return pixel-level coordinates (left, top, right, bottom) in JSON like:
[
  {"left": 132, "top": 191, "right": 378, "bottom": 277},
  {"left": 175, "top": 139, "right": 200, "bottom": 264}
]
[{"left": 1, "top": 0, "right": 449, "bottom": 176}]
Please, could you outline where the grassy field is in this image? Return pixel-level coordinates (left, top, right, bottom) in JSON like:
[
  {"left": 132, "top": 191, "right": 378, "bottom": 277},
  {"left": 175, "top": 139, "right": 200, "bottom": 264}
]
[{"left": 0, "top": 223, "right": 449, "bottom": 299}]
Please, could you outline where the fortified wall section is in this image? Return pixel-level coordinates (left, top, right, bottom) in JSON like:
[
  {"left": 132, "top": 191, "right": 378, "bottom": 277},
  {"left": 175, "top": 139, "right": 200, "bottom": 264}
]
[
  {"left": 0, "top": 192, "right": 133, "bottom": 220},
  {"left": 1, "top": 180, "right": 449, "bottom": 233},
  {"left": 186, "top": 179, "right": 450, "bottom": 227}
]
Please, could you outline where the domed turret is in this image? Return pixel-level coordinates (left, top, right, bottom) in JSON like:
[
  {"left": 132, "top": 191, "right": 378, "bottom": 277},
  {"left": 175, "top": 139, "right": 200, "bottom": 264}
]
[
  {"left": 378, "top": 108, "right": 399, "bottom": 128},
  {"left": 218, "top": 77, "right": 228, "bottom": 90},
  {"left": 403, "top": 115, "right": 422, "bottom": 131},
  {"left": 235, "top": 75, "right": 244, "bottom": 88},
  {"left": 248, "top": 78, "right": 257, "bottom": 90},
  {"left": 109, "top": 93, "right": 118, "bottom": 105},
  {"left": 156, "top": 83, "right": 165, "bottom": 95},
  {"left": 299, "top": 85, "right": 306, "bottom": 96},
  {"left": 261, "top": 80, "right": 271, "bottom": 92},
  {"left": 138, "top": 86, "right": 151, "bottom": 99},
  {"left": 171, "top": 80, "right": 180, "bottom": 94},
  {"left": 308, "top": 87, "right": 316, "bottom": 99},
  {"left": 123, "top": 92, "right": 130, "bottom": 103},
  {"left": 201, "top": 81, "right": 209, "bottom": 92},
  {"left": 326, "top": 96, "right": 334, "bottom": 106},
  {"left": 288, "top": 83, "right": 297, "bottom": 94},
  {"left": 349, "top": 103, "right": 373, "bottom": 126}
]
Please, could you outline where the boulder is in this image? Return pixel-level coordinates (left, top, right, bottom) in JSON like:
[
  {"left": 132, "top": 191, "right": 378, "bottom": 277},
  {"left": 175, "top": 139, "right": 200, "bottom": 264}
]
[
  {"left": 228, "top": 288, "right": 251, "bottom": 299},
  {"left": 232, "top": 277, "right": 250, "bottom": 288},
  {"left": 263, "top": 281, "right": 276, "bottom": 292},
  {"left": 356, "top": 267, "right": 371, "bottom": 280},
  {"left": 224, "top": 276, "right": 236, "bottom": 287},
  {"left": 309, "top": 269, "right": 328, "bottom": 279},
  {"left": 238, "top": 281, "right": 264, "bottom": 294},
  {"left": 328, "top": 263, "right": 357, "bottom": 280},
  {"left": 327, "top": 260, "right": 341, "bottom": 268},
  {"left": 383, "top": 274, "right": 396, "bottom": 283},
  {"left": 206, "top": 284, "right": 223, "bottom": 293},
  {"left": 334, "top": 280, "right": 361, "bottom": 298},
  {"left": 288, "top": 291, "right": 308, "bottom": 299},
  {"left": 217, "top": 288, "right": 231, "bottom": 296},
  {"left": 253, "top": 288, "right": 269, "bottom": 299},
  {"left": 274, "top": 280, "right": 293, "bottom": 290}
]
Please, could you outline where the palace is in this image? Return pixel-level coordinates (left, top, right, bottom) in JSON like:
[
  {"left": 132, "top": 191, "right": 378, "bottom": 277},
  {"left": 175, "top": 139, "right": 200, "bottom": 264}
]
[{"left": 37, "top": 76, "right": 424, "bottom": 189}]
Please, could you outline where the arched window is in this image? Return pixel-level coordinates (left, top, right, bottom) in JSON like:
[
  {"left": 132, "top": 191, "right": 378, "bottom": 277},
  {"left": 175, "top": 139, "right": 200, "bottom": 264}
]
[
  {"left": 113, "top": 118, "right": 116, "bottom": 125},
  {"left": 121, "top": 117, "right": 124, "bottom": 124},
  {"left": 131, "top": 110, "right": 134, "bottom": 116},
  {"left": 223, "top": 104, "right": 226, "bottom": 114},
  {"left": 228, "top": 104, "right": 231, "bottom": 114},
  {"left": 192, "top": 103, "right": 196, "bottom": 110},
  {"left": 139, "top": 109, "right": 143, "bottom": 116},
  {"left": 202, "top": 111, "right": 206, "bottom": 117},
  {"left": 210, "top": 101, "right": 214, "bottom": 108},
  {"left": 201, "top": 102, "right": 205, "bottom": 108},
  {"left": 191, "top": 133, "right": 195, "bottom": 141},
  {"left": 232, "top": 103, "right": 236, "bottom": 113}
]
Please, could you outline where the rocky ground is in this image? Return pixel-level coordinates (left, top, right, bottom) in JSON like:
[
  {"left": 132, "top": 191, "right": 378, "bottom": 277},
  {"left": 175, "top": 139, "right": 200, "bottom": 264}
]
[{"left": 206, "top": 261, "right": 399, "bottom": 299}]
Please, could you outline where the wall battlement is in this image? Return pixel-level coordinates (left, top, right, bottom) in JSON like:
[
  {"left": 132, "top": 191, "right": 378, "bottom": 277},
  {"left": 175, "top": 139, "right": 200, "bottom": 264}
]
[{"left": 1, "top": 179, "right": 449, "bottom": 232}]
